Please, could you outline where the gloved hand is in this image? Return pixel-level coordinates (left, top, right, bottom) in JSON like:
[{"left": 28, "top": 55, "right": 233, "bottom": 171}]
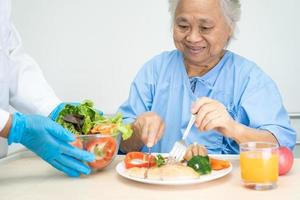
[{"left": 8, "top": 113, "right": 95, "bottom": 177}]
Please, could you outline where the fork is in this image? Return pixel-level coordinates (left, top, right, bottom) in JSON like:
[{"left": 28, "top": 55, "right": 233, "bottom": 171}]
[{"left": 168, "top": 114, "right": 196, "bottom": 163}]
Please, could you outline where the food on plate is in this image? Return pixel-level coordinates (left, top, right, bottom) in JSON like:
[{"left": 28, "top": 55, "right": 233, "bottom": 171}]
[
  {"left": 187, "top": 155, "right": 211, "bottom": 175},
  {"left": 124, "top": 152, "right": 157, "bottom": 169},
  {"left": 210, "top": 157, "right": 231, "bottom": 171},
  {"left": 278, "top": 146, "right": 294, "bottom": 176},
  {"left": 155, "top": 154, "right": 166, "bottom": 167},
  {"left": 56, "top": 100, "right": 133, "bottom": 170},
  {"left": 127, "top": 164, "right": 199, "bottom": 180},
  {"left": 124, "top": 149, "right": 230, "bottom": 180},
  {"left": 183, "top": 143, "right": 229, "bottom": 171}
]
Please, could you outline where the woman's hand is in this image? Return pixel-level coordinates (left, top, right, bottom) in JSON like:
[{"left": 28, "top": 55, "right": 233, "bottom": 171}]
[
  {"left": 184, "top": 143, "right": 208, "bottom": 161},
  {"left": 191, "top": 97, "right": 236, "bottom": 138},
  {"left": 133, "top": 112, "right": 165, "bottom": 147}
]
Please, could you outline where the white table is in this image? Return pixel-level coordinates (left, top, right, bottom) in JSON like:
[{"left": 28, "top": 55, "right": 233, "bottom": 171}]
[{"left": 0, "top": 151, "right": 299, "bottom": 200}]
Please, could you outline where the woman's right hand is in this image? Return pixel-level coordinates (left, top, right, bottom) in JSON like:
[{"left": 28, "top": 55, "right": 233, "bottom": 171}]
[{"left": 133, "top": 112, "right": 165, "bottom": 147}]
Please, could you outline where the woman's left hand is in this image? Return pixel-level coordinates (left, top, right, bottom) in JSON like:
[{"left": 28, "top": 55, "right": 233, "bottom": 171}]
[
  {"left": 191, "top": 97, "right": 236, "bottom": 137},
  {"left": 184, "top": 143, "right": 208, "bottom": 161}
]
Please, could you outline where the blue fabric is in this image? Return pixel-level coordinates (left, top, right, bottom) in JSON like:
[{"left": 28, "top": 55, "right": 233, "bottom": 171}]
[
  {"left": 118, "top": 50, "right": 296, "bottom": 154},
  {"left": 8, "top": 113, "right": 95, "bottom": 177}
]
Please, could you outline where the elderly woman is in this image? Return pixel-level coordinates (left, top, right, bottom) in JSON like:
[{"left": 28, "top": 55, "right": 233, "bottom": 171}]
[{"left": 118, "top": 0, "right": 296, "bottom": 154}]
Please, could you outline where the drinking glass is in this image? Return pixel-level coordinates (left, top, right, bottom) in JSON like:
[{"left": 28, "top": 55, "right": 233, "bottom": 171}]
[{"left": 240, "top": 142, "right": 279, "bottom": 190}]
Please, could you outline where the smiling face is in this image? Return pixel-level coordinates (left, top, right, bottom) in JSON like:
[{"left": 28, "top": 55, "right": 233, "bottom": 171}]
[{"left": 173, "top": 0, "right": 232, "bottom": 74}]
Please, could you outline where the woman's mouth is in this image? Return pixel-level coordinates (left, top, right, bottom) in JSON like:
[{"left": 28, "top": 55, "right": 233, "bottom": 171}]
[{"left": 186, "top": 45, "right": 206, "bottom": 55}]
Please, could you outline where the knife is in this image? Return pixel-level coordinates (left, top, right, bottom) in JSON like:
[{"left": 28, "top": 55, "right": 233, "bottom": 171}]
[{"left": 144, "top": 146, "right": 152, "bottom": 179}]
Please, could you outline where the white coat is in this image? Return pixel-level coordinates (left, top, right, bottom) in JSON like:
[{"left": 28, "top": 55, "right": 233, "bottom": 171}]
[{"left": 0, "top": 0, "right": 61, "bottom": 157}]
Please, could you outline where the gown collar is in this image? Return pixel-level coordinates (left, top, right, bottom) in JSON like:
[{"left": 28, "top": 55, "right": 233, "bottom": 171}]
[{"left": 178, "top": 50, "right": 232, "bottom": 97}]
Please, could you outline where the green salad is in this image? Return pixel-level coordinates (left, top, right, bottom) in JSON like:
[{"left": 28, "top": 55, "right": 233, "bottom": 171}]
[{"left": 56, "top": 100, "right": 133, "bottom": 140}]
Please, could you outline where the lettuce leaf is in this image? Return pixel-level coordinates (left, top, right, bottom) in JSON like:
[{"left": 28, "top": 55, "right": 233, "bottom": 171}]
[
  {"left": 93, "top": 112, "right": 133, "bottom": 140},
  {"left": 56, "top": 100, "right": 133, "bottom": 140}
]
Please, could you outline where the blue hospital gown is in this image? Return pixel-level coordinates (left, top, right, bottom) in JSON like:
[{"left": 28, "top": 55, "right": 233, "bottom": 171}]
[{"left": 118, "top": 50, "right": 296, "bottom": 154}]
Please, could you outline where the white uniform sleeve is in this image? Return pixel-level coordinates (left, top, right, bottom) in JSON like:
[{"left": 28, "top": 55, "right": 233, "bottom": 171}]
[
  {"left": 0, "top": 109, "right": 9, "bottom": 132},
  {"left": 1, "top": 0, "right": 61, "bottom": 116},
  {"left": 0, "top": 109, "right": 9, "bottom": 158}
]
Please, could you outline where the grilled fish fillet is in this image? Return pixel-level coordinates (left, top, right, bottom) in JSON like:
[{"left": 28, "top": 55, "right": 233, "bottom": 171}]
[{"left": 126, "top": 164, "right": 199, "bottom": 180}]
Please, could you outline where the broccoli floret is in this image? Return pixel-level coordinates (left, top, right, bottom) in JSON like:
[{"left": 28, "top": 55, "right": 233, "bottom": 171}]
[
  {"left": 155, "top": 154, "right": 166, "bottom": 167},
  {"left": 187, "top": 155, "right": 212, "bottom": 175}
]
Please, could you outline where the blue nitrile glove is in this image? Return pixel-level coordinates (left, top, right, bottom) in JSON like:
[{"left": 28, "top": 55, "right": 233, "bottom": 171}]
[{"left": 8, "top": 113, "right": 95, "bottom": 177}]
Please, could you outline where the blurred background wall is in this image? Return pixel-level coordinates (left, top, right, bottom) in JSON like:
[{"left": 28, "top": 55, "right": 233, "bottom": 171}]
[{"left": 8, "top": 0, "right": 300, "bottom": 154}]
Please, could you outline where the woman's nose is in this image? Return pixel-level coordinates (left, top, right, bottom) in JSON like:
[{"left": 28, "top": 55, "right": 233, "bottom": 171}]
[{"left": 186, "top": 29, "right": 203, "bottom": 43}]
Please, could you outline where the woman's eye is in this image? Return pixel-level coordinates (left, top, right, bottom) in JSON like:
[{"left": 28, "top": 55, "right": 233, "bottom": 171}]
[
  {"left": 201, "top": 27, "right": 213, "bottom": 32},
  {"left": 177, "top": 24, "right": 189, "bottom": 30}
]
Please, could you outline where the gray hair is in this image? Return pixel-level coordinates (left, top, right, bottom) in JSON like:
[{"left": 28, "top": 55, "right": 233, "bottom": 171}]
[{"left": 168, "top": 0, "right": 241, "bottom": 31}]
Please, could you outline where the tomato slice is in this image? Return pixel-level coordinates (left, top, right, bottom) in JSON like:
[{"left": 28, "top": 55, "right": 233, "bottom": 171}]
[
  {"left": 86, "top": 137, "right": 117, "bottom": 169},
  {"left": 124, "top": 152, "right": 156, "bottom": 169},
  {"left": 70, "top": 138, "right": 83, "bottom": 149}
]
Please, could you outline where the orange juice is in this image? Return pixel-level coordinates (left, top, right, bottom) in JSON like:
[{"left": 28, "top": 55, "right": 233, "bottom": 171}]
[{"left": 240, "top": 150, "right": 279, "bottom": 183}]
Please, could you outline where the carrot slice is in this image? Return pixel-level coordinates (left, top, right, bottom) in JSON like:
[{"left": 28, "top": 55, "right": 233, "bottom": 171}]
[{"left": 210, "top": 157, "right": 230, "bottom": 170}]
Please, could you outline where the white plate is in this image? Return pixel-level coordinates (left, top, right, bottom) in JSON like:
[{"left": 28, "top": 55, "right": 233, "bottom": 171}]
[{"left": 116, "top": 157, "right": 233, "bottom": 185}]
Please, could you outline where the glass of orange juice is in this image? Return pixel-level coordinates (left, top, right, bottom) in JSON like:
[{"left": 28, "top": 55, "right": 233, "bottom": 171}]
[{"left": 240, "top": 142, "right": 279, "bottom": 190}]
